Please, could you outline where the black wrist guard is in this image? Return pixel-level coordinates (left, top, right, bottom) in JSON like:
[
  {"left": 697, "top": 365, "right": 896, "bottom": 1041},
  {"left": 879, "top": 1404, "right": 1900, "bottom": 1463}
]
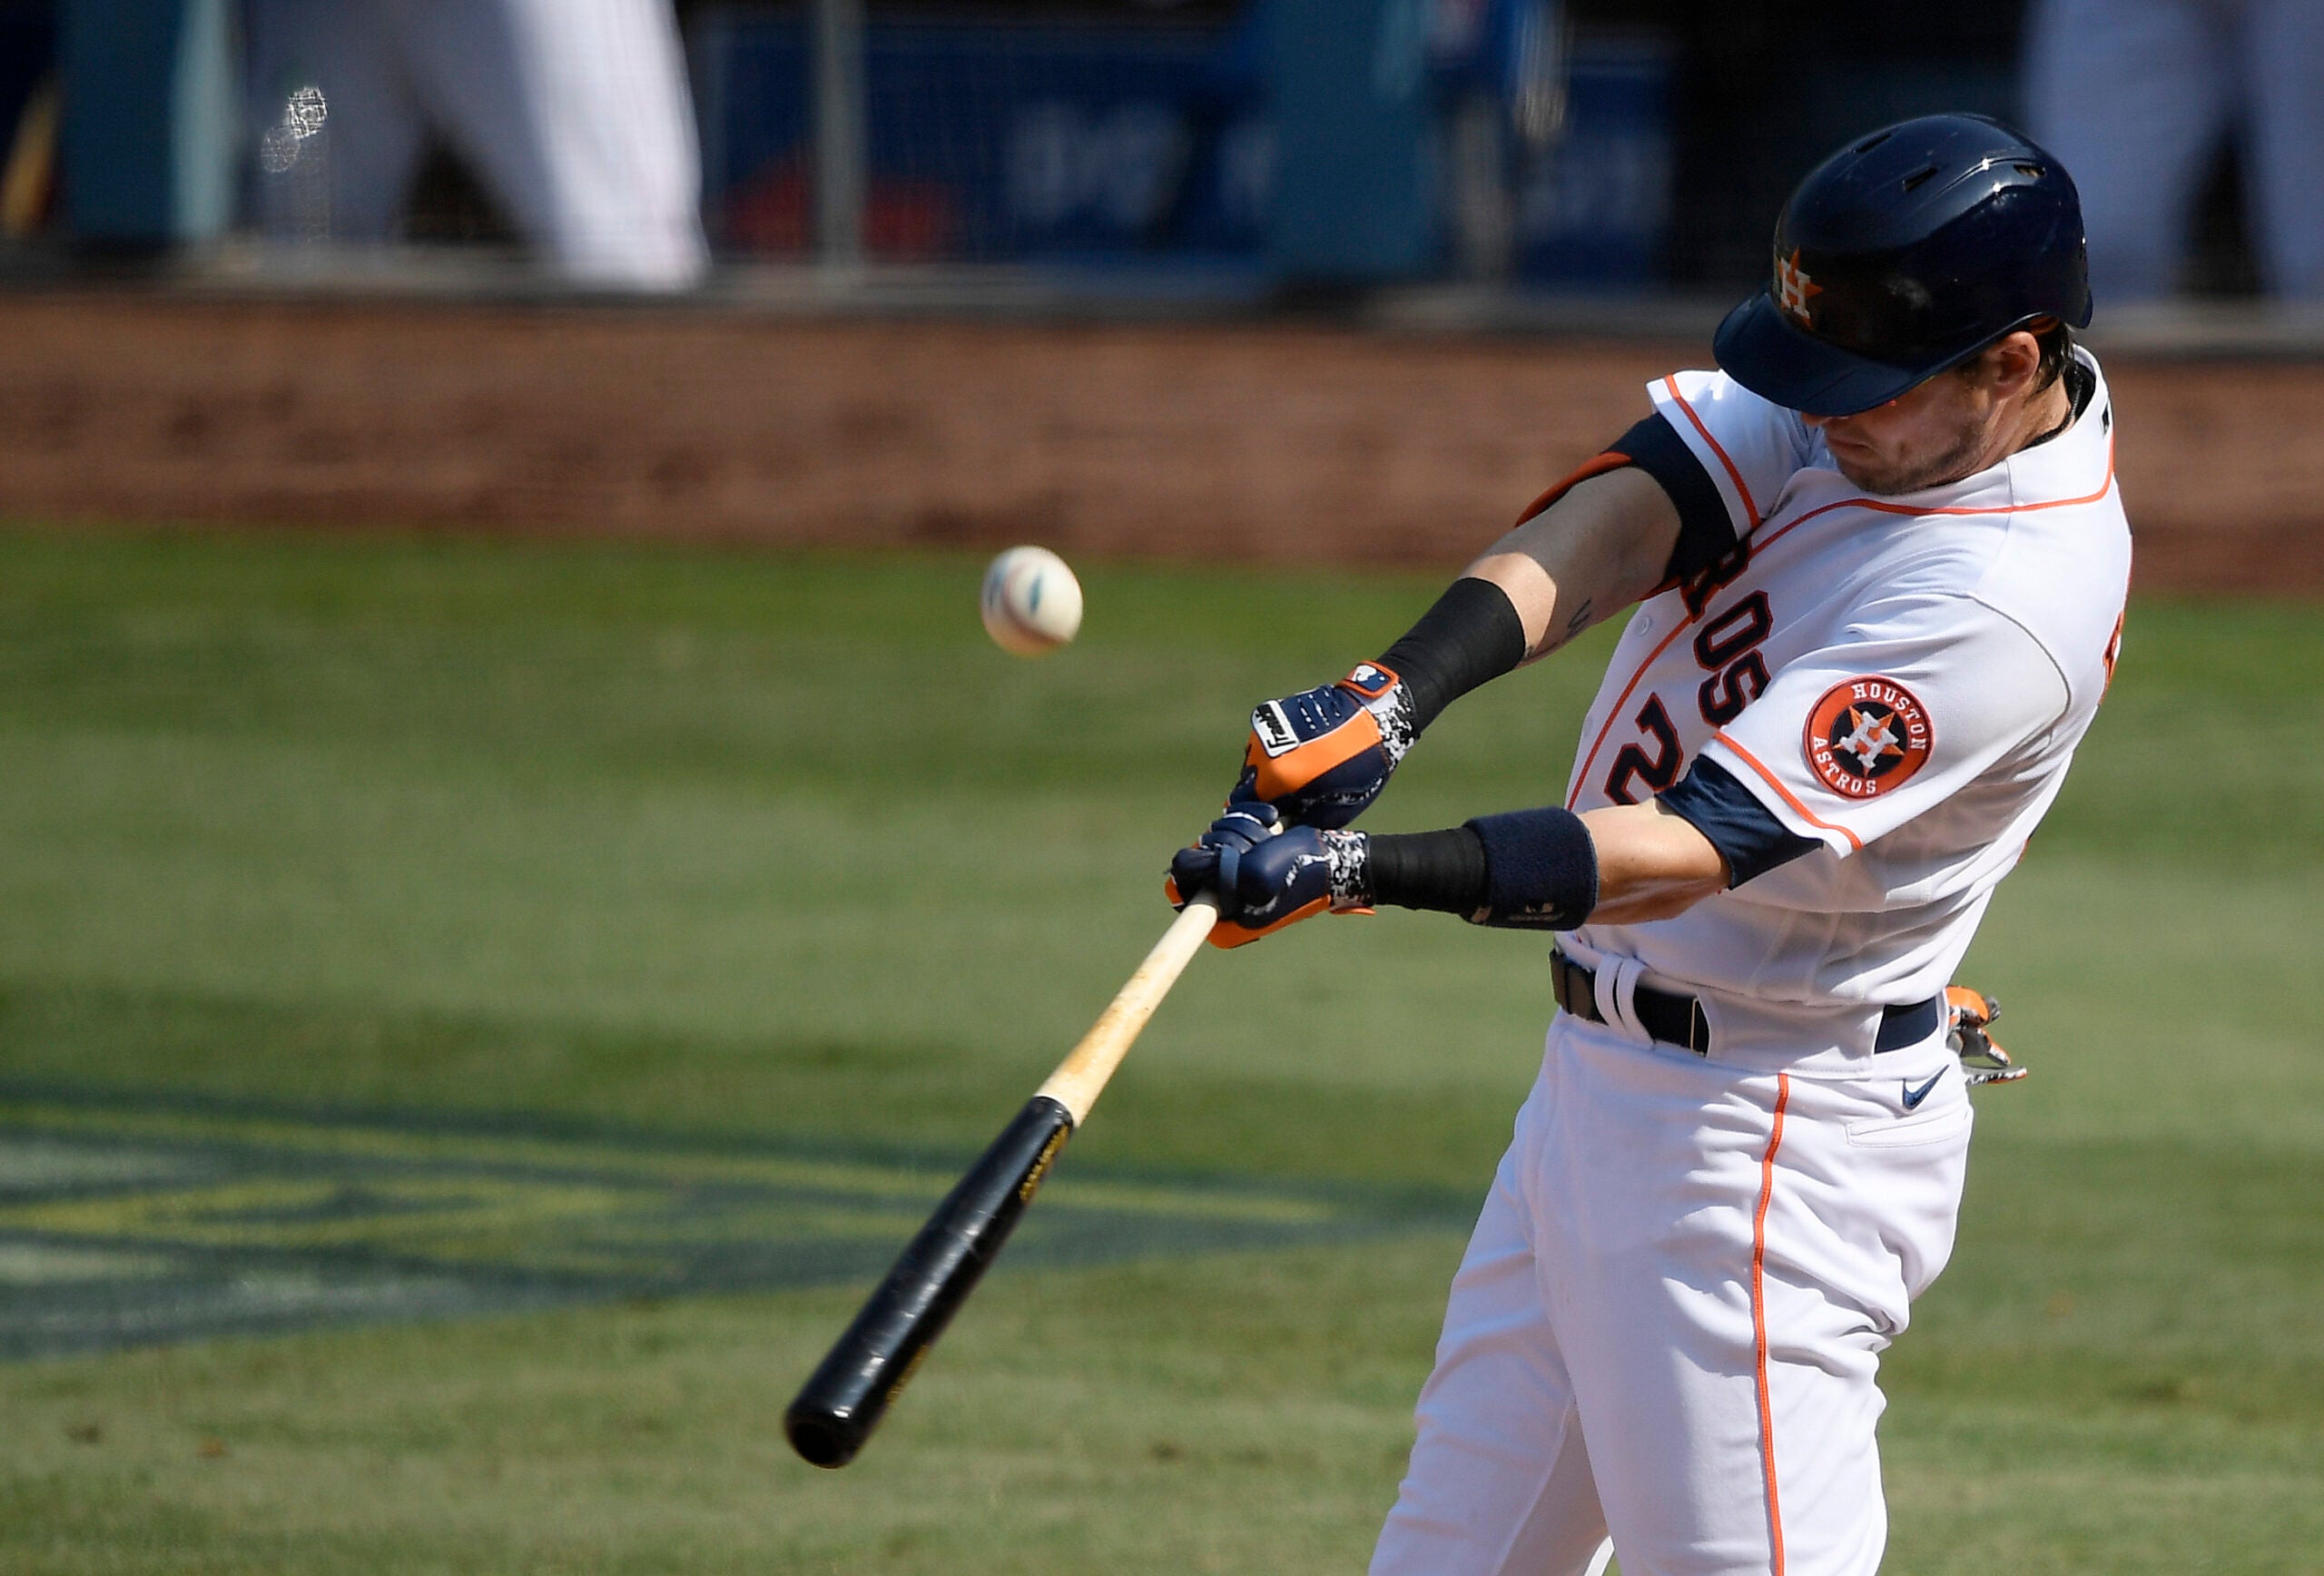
[
  {"left": 1462, "top": 806, "right": 1600, "bottom": 930},
  {"left": 1366, "top": 827, "right": 1490, "bottom": 915}
]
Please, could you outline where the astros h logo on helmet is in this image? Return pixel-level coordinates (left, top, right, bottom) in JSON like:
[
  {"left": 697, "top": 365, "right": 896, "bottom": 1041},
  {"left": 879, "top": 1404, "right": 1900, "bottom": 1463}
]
[
  {"left": 1776, "top": 249, "right": 1823, "bottom": 326},
  {"left": 1804, "top": 676, "right": 1933, "bottom": 798}
]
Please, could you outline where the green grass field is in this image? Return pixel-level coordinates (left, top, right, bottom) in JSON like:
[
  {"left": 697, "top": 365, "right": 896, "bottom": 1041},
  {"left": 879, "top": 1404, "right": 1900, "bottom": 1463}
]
[{"left": 0, "top": 525, "right": 2317, "bottom": 1573}]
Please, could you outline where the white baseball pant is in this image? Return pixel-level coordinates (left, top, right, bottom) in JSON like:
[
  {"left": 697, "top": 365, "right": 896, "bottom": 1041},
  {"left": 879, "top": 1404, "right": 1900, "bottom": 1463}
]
[
  {"left": 248, "top": 0, "right": 710, "bottom": 291},
  {"left": 2024, "top": 0, "right": 2324, "bottom": 300},
  {"left": 1371, "top": 1010, "right": 1972, "bottom": 1576}
]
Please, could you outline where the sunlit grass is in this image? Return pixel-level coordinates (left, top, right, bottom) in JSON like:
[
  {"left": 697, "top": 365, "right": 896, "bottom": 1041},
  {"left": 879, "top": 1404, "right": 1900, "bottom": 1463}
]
[{"left": 0, "top": 526, "right": 2314, "bottom": 1572}]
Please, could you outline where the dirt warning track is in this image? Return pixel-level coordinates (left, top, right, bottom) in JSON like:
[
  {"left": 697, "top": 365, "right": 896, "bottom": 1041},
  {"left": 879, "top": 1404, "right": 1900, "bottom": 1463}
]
[{"left": 0, "top": 292, "right": 2313, "bottom": 592}]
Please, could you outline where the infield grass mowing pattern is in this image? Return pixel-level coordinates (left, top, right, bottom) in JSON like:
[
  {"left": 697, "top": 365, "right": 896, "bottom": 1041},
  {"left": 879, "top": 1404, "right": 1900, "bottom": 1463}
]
[{"left": 0, "top": 526, "right": 2317, "bottom": 1572}]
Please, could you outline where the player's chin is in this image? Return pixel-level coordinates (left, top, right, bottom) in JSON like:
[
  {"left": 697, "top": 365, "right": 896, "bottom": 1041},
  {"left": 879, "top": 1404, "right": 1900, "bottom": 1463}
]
[
  {"left": 1822, "top": 444, "right": 1877, "bottom": 488},
  {"left": 1825, "top": 441, "right": 1901, "bottom": 494}
]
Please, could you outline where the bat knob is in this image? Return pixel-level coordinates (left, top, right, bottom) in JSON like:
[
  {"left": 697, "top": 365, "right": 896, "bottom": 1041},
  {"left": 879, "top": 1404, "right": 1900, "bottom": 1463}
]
[{"left": 783, "top": 1403, "right": 864, "bottom": 1470}]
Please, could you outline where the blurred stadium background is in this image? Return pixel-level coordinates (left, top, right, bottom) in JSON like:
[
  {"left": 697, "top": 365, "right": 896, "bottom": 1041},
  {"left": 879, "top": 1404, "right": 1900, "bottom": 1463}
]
[{"left": 0, "top": 3, "right": 2319, "bottom": 1572}]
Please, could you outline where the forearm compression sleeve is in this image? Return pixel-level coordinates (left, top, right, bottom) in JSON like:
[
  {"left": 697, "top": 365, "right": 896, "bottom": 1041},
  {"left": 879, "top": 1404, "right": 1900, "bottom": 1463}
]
[{"left": 1377, "top": 576, "right": 1529, "bottom": 731}]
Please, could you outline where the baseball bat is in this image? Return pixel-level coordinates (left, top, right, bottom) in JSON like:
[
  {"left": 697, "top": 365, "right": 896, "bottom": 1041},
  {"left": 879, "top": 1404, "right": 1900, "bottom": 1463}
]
[{"left": 783, "top": 893, "right": 1219, "bottom": 1469}]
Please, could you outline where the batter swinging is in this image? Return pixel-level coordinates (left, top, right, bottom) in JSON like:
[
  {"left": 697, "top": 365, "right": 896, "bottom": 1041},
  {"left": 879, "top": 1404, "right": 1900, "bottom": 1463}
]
[{"left": 1167, "top": 115, "right": 2129, "bottom": 1575}]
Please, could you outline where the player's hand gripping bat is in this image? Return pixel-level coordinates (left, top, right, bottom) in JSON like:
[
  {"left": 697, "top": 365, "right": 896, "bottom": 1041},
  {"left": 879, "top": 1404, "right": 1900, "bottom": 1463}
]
[{"left": 783, "top": 894, "right": 1219, "bottom": 1468}]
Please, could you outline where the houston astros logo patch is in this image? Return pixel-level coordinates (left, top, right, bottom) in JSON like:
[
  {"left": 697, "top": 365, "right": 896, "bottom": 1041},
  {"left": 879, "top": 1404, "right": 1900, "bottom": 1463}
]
[{"left": 1804, "top": 677, "right": 1933, "bottom": 798}]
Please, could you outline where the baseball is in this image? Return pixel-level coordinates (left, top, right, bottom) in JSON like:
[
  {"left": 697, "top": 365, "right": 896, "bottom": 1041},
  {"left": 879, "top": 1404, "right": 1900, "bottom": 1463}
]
[{"left": 980, "top": 546, "right": 1083, "bottom": 656}]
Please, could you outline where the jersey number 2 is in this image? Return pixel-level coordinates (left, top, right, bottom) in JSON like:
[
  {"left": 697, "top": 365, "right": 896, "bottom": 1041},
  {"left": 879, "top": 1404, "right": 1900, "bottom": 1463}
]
[
  {"left": 1600, "top": 591, "right": 1776, "bottom": 803},
  {"left": 1603, "top": 696, "right": 1682, "bottom": 804}
]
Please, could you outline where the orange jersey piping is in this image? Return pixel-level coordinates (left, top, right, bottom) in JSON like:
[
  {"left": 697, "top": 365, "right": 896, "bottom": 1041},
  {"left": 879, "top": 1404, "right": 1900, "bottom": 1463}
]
[
  {"left": 1563, "top": 431, "right": 2114, "bottom": 813},
  {"left": 1566, "top": 618, "right": 1697, "bottom": 809},
  {"left": 1753, "top": 1071, "right": 1793, "bottom": 1576},
  {"left": 1661, "top": 375, "right": 1763, "bottom": 529},
  {"left": 1712, "top": 731, "right": 1866, "bottom": 852},
  {"left": 1563, "top": 502, "right": 1830, "bottom": 809},
  {"left": 1514, "top": 450, "right": 1635, "bottom": 527},
  {"left": 1776, "top": 435, "right": 2116, "bottom": 537}
]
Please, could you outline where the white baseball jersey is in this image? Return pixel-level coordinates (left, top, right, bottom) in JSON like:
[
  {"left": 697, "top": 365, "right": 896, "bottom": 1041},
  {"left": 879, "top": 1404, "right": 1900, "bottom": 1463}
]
[
  {"left": 1561, "top": 350, "right": 2131, "bottom": 1061},
  {"left": 1373, "top": 353, "right": 2130, "bottom": 1576}
]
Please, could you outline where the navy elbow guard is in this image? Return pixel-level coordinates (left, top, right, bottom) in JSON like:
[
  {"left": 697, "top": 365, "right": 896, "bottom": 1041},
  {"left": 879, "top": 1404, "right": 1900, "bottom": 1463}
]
[{"left": 1462, "top": 806, "right": 1600, "bottom": 930}]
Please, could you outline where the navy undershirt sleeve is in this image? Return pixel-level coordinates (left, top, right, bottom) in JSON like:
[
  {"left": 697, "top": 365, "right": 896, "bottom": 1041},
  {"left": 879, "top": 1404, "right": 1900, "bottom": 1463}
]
[
  {"left": 1612, "top": 412, "right": 1739, "bottom": 584},
  {"left": 1659, "top": 755, "right": 1821, "bottom": 886}
]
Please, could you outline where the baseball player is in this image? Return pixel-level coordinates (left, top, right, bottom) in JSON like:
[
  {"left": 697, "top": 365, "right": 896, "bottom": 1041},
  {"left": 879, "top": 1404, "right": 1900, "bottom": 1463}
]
[
  {"left": 2025, "top": 0, "right": 2324, "bottom": 300},
  {"left": 1167, "top": 115, "right": 2128, "bottom": 1576},
  {"left": 246, "top": 0, "right": 708, "bottom": 291}
]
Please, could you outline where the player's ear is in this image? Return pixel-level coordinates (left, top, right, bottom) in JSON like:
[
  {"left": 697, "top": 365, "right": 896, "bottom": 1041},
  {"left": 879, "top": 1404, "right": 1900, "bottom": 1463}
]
[{"left": 1975, "top": 330, "right": 2043, "bottom": 399}]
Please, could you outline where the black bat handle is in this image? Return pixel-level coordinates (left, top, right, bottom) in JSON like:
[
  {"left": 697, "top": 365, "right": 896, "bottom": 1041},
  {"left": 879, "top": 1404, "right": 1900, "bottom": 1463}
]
[{"left": 783, "top": 1095, "right": 1076, "bottom": 1468}]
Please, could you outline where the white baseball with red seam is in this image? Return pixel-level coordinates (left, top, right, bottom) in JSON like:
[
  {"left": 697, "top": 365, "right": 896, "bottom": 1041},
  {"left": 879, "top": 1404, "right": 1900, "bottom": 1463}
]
[{"left": 980, "top": 546, "right": 1083, "bottom": 656}]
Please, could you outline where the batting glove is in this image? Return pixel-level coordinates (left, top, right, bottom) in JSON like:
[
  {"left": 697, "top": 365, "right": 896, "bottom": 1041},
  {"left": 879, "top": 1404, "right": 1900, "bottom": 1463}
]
[
  {"left": 1232, "top": 663, "right": 1416, "bottom": 830},
  {"left": 1945, "top": 986, "right": 2027, "bottom": 1086},
  {"left": 1166, "top": 805, "right": 1373, "bottom": 949}
]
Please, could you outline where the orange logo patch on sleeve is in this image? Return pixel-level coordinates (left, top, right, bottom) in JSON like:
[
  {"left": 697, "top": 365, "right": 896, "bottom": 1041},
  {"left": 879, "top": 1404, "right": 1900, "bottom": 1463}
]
[{"left": 1804, "top": 677, "right": 1934, "bottom": 799}]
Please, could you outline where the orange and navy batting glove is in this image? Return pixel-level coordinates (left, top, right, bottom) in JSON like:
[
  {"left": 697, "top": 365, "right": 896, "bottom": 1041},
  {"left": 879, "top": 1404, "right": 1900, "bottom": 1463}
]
[
  {"left": 1945, "top": 986, "right": 2026, "bottom": 1085},
  {"left": 1166, "top": 806, "right": 1374, "bottom": 948},
  {"left": 1232, "top": 664, "right": 1415, "bottom": 830}
]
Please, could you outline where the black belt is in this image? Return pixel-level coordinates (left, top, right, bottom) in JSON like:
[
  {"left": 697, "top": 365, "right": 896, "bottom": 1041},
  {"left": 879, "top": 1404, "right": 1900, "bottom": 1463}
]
[{"left": 1550, "top": 950, "right": 1941, "bottom": 1056}]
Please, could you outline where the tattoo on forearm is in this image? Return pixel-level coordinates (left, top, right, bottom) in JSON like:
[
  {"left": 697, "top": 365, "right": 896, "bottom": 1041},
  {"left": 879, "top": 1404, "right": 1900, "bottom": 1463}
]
[{"left": 1536, "top": 597, "right": 1593, "bottom": 656}]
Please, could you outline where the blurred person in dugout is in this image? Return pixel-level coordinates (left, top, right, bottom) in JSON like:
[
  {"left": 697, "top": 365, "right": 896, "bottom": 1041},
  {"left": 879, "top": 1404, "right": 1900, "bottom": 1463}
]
[
  {"left": 245, "top": 0, "right": 709, "bottom": 291},
  {"left": 2025, "top": 0, "right": 2324, "bottom": 301}
]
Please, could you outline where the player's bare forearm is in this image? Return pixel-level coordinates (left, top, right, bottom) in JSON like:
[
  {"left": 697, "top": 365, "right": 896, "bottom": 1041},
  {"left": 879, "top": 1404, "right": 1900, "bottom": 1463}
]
[
  {"left": 1206, "top": 465, "right": 1678, "bottom": 831},
  {"left": 1464, "top": 468, "right": 1683, "bottom": 661},
  {"left": 1579, "top": 801, "right": 1730, "bottom": 923}
]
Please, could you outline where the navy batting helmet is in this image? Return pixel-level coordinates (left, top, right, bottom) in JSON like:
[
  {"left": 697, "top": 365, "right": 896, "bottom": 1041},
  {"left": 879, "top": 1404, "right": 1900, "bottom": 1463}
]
[{"left": 1713, "top": 114, "right": 2092, "bottom": 418}]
